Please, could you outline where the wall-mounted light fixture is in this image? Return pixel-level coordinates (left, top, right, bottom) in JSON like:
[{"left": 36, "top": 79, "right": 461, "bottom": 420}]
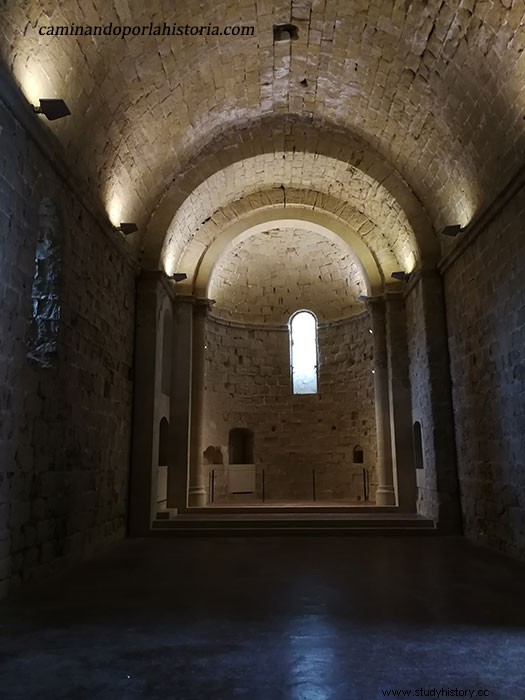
[
  {"left": 391, "top": 271, "right": 410, "bottom": 282},
  {"left": 33, "top": 99, "right": 71, "bottom": 121},
  {"left": 439, "top": 224, "right": 463, "bottom": 237},
  {"left": 115, "top": 223, "right": 139, "bottom": 235},
  {"left": 169, "top": 273, "right": 187, "bottom": 282}
]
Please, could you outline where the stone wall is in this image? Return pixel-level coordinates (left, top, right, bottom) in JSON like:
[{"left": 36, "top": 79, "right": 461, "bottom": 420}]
[
  {"left": 0, "top": 100, "right": 137, "bottom": 598},
  {"left": 405, "top": 272, "right": 461, "bottom": 531},
  {"left": 207, "top": 226, "right": 366, "bottom": 323},
  {"left": 405, "top": 283, "right": 440, "bottom": 520},
  {"left": 443, "top": 182, "right": 525, "bottom": 558},
  {"left": 203, "top": 312, "right": 377, "bottom": 503}
]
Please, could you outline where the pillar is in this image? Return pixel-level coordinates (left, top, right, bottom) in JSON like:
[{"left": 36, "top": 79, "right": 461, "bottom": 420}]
[
  {"left": 167, "top": 296, "right": 194, "bottom": 511},
  {"left": 385, "top": 291, "right": 417, "bottom": 512},
  {"left": 406, "top": 269, "right": 462, "bottom": 533},
  {"left": 187, "top": 299, "right": 212, "bottom": 507},
  {"left": 367, "top": 297, "right": 396, "bottom": 506},
  {"left": 129, "top": 273, "right": 163, "bottom": 535}
]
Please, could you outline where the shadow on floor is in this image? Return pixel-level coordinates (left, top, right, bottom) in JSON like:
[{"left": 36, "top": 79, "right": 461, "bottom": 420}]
[{"left": 1, "top": 536, "right": 524, "bottom": 699}]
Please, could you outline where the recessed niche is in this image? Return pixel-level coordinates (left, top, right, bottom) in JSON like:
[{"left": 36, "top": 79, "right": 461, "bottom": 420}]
[
  {"left": 158, "top": 417, "right": 169, "bottom": 466},
  {"left": 229, "top": 428, "right": 254, "bottom": 464},
  {"left": 413, "top": 422, "right": 424, "bottom": 470},
  {"left": 203, "top": 445, "right": 224, "bottom": 465},
  {"left": 353, "top": 445, "right": 364, "bottom": 464},
  {"left": 273, "top": 23, "right": 299, "bottom": 42}
]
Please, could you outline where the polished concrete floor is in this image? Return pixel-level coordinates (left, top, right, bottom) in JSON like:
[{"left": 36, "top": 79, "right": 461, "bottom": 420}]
[{"left": 1, "top": 536, "right": 525, "bottom": 699}]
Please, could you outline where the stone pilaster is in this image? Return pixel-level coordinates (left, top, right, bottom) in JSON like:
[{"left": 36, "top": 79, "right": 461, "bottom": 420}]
[
  {"left": 129, "top": 272, "right": 164, "bottom": 536},
  {"left": 167, "top": 296, "right": 194, "bottom": 510},
  {"left": 367, "top": 297, "right": 396, "bottom": 506},
  {"left": 385, "top": 291, "right": 417, "bottom": 512},
  {"left": 405, "top": 269, "right": 462, "bottom": 533},
  {"left": 187, "top": 299, "right": 213, "bottom": 507}
]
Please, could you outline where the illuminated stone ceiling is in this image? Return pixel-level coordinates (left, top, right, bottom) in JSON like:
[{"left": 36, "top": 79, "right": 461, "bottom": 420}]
[
  {"left": 2, "top": 0, "right": 524, "bottom": 290},
  {"left": 208, "top": 226, "right": 367, "bottom": 323}
]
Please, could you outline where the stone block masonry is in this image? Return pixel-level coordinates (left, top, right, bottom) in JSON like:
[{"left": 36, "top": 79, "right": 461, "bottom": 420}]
[
  {"left": 443, "top": 182, "right": 525, "bottom": 559},
  {"left": 406, "top": 271, "right": 461, "bottom": 532},
  {"left": 0, "top": 99, "right": 137, "bottom": 598},
  {"left": 203, "top": 313, "right": 377, "bottom": 503}
]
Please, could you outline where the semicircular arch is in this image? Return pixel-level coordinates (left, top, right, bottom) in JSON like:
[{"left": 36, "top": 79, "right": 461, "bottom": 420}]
[
  {"left": 145, "top": 117, "right": 437, "bottom": 269},
  {"left": 191, "top": 208, "right": 382, "bottom": 297}
]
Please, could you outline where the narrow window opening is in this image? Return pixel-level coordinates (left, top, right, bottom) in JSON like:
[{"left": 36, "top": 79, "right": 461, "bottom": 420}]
[{"left": 290, "top": 310, "right": 318, "bottom": 394}]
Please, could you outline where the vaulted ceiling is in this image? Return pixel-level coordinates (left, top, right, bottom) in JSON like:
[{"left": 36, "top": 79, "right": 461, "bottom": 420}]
[
  {"left": 208, "top": 226, "right": 366, "bottom": 322},
  {"left": 3, "top": 0, "right": 524, "bottom": 291}
]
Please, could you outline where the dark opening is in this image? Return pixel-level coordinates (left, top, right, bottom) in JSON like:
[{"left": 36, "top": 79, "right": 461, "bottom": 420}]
[
  {"left": 413, "top": 421, "right": 424, "bottom": 470},
  {"left": 158, "top": 417, "right": 169, "bottom": 465},
  {"left": 273, "top": 23, "right": 299, "bottom": 42},
  {"left": 353, "top": 445, "right": 364, "bottom": 464},
  {"left": 229, "top": 428, "right": 254, "bottom": 464},
  {"left": 203, "top": 446, "right": 224, "bottom": 465}
]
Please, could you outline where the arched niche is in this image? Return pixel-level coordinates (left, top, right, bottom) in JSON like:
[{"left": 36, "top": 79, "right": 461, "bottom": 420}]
[
  {"left": 413, "top": 421, "right": 424, "bottom": 471},
  {"left": 158, "top": 417, "right": 169, "bottom": 466},
  {"left": 229, "top": 428, "right": 254, "bottom": 465},
  {"left": 353, "top": 445, "right": 364, "bottom": 464}
]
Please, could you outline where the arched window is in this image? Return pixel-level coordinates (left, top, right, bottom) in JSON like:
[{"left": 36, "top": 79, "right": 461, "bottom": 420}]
[{"left": 289, "top": 310, "right": 318, "bottom": 395}]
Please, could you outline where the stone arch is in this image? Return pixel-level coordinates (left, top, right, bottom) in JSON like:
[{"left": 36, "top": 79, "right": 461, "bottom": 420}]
[
  {"left": 144, "top": 117, "right": 437, "bottom": 269},
  {"left": 174, "top": 188, "right": 401, "bottom": 291},
  {"left": 192, "top": 209, "right": 382, "bottom": 297}
]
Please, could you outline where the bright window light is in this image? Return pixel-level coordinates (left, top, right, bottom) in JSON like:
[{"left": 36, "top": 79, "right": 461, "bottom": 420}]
[{"left": 290, "top": 310, "right": 318, "bottom": 394}]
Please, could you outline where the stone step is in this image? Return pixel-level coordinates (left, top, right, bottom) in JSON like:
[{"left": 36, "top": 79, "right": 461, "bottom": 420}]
[
  {"left": 151, "top": 512, "right": 437, "bottom": 536},
  {"left": 188, "top": 505, "right": 399, "bottom": 514}
]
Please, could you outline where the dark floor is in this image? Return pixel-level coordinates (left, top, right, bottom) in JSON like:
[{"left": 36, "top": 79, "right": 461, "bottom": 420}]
[{"left": 1, "top": 536, "right": 525, "bottom": 700}]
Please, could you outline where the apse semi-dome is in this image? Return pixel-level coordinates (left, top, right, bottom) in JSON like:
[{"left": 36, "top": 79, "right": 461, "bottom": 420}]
[{"left": 207, "top": 226, "right": 367, "bottom": 324}]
